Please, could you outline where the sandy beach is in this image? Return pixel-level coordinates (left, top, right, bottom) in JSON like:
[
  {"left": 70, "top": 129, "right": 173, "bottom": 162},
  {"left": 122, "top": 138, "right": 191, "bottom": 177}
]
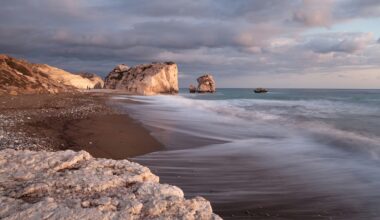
[{"left": 0, "top": 92, "right": 162, "bottom": 158}]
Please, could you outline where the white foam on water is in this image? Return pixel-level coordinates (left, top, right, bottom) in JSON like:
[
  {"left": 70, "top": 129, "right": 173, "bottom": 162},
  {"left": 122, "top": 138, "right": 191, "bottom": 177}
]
[
  {"left": 113, "top": 92, "right": 380, "bottom": 218},
  {"left": 115, "top": 94, "right": 380, "bottom": 157}
]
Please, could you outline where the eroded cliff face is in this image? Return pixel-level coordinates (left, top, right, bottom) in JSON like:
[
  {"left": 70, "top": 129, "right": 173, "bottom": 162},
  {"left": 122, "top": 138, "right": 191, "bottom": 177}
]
[
  {"left": 0, "top": 149, "right": 221, "bottom": 220},
  {"left": 104, "top": 62, "right": 178, "bottom": 95},
  {"left": 0, "top": 54, "right": 104, "bottom": 95},
  {"left": 0, "top": 55, "right": 73, "bottom": 95}
]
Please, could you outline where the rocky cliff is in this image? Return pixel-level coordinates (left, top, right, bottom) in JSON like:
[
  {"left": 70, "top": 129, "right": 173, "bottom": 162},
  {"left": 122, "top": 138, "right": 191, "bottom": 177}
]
[
  {"left": 0, "top": 55, "right": 73, "bottom": 95},
  {"left": 0, "top": 149, "right": 221, "bottom": 219},
  {"left": 0, "top": 55, "right": 104, "bottom": 95},
  {"left": 104, "top": 62, "right": 178, "bottom": 95}
]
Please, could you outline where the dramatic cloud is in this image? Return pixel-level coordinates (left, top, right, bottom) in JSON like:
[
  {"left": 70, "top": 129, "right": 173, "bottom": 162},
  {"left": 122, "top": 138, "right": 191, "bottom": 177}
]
[{"left": 0, "top": 0, "right": 380, "bottom": 88}]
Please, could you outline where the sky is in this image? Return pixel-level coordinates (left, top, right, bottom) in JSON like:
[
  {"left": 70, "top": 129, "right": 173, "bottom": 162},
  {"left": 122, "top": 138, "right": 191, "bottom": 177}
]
[{"left": 1, "top": 0, "right": 380, "bottom": 89}]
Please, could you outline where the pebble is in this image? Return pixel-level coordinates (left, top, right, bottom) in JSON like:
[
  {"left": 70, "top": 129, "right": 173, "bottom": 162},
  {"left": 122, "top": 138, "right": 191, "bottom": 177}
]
[{"left": 0, "top": 94, "right": 114, "bottom": 151}]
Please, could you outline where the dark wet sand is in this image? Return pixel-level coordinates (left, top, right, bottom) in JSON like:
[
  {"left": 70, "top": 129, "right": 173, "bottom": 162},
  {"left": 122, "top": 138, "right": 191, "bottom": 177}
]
[{"left": 64, "top": 114, "right": 163, "bottom": 159}]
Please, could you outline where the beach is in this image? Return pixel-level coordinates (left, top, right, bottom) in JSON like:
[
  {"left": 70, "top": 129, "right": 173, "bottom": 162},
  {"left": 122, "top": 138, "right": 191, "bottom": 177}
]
[
  {"left": 0, "top": 92, "right": 162, "bottom": 158},
  {"left": 0, "top": 91, "right": 221, "bottom": 219},
  {"left": 3, "top": 89, "right": 380, "bottom": 219}
]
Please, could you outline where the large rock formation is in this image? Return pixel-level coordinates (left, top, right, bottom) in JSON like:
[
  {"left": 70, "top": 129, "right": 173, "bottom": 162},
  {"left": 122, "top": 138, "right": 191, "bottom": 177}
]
[
  {"left": 197, "top": 74, "right": 216, "bottom": 93},
  {"left": 0, "top": 149, "right": 221, "bottom": 219},
  {"left": 104, "top": 62, "right": 178, "bottom": 95},
  {"left": 0, "top": 54, "right": 104, "bottom": 95}
]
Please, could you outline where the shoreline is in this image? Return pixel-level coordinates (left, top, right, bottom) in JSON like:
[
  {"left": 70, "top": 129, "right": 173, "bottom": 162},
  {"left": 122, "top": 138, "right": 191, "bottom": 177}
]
[
  {"left": 0, "top": 92, "right": 221, "bottom": 219},
  {"left": 0, "top": 92, "right": 163, "bottom": 158}
]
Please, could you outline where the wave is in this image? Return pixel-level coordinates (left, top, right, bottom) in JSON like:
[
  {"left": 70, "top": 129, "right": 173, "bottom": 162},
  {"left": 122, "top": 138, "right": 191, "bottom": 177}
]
[{"left": 114, "top": 94, "right": 380, "bottom": 158}]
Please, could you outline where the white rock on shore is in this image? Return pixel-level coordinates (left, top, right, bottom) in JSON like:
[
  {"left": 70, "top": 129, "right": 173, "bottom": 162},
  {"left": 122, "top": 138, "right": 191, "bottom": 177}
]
[
  {"left": 38, "top": 65, "right": 104, "bottom": 90},
  {"left": 104, "top": 62, "right": 178, "bottom": 95},
  {"left": 0, "top": 149, "right": 221, "bottom": 220}
]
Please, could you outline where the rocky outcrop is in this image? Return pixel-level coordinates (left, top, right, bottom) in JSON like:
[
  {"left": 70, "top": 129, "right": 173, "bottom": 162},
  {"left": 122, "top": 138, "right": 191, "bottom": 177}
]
[
  {"left": 189, "top": 84, "right": 196, "bottom": 93},
  {"left": 0, "top": 149, "right": 221, "bottom": 219},
  {"left": 37, "top": 65, "right": 104, "bottom": 90},
  {"left": 0, "top": 55, "right": 73, "bottom": 95},
  {"left": 0, "top": 54, "right": 104, "bottom": 95},
  {"left": 197, "top": 74, "right": 216, "bottom": 93},
  {"left": 104, "top": 62, "right": 178, "bottom": 95}
]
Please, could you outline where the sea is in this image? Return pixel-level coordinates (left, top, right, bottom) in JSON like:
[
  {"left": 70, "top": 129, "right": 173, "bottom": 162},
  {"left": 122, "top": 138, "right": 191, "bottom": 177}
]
[{"left": 114, "top": 89, "right": 380, "bottom": 219}]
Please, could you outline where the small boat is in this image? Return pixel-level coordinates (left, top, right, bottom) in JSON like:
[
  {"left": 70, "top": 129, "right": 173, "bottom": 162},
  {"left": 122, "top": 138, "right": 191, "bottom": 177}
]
[{"left": 254, "top": 88, "right": 268, "bottom": 93}]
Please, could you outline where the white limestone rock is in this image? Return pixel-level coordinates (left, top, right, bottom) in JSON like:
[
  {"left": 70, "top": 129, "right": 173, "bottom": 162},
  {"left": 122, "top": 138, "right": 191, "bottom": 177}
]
[
  {"left": 38, "top": 65, "right": 104, "bottom": 90},
  {"left": 104, "top": 62, "right": 179, "bottom": 95},
  {"left": 0, "top": 149, "right": 221, "bottom": 220}
]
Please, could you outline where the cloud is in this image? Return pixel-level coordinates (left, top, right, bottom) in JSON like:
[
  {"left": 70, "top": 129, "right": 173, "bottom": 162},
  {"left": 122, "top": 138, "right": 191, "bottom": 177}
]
[
  {"left": 305, "top": 33, "right": 375, "bottom": 54},
  {"left": 338, "top": 0, "right": 380, "bottom": 18},
  {"left": 292, "top": 0, "right": 334, "bottom": 27},
  {"left": 0, "top": 0, "right": 380, "bottom": 88}
]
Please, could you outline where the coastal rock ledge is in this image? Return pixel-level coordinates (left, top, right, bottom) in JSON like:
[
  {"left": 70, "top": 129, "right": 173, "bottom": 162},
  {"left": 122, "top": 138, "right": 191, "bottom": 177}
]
[{"left": 0, "top": 149, "right": 221, "bottom": 220}]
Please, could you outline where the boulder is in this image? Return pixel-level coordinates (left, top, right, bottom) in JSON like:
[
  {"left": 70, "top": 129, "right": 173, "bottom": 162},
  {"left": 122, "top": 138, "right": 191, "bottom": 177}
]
[
  {"left": 0, "top": 149, "right": 221, "bottom": 220},
  {"left": 197, "top": 74, "right": 216, "bottom": 93},
  {"left": 104, "top": 62, "right": 178, "bottom": 95},
  {"left": 189, "top": 84, "right": 196, "bottom": 93}
]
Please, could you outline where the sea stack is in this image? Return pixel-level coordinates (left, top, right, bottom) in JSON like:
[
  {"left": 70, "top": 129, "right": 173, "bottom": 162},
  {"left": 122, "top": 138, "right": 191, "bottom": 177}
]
[
  {"left": 196, "top": 74, "right": 216, "bottom": 93},
  {"left": 104, "top": 62, "right": 178, "bottom": 95},
  {"left": 189, "top": 84, "right": 196, "bottom": 93}
]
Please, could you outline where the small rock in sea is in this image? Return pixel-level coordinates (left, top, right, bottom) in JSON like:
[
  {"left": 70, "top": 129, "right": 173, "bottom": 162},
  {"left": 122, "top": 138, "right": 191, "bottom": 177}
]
[
  {"left": 254, "top": 88, "right": 268, "bottom": 93},
  {"left": 196, "top": 74, "right": 216, "bottom": 93},
  {"left": 189, "top": 84, "right": 197, "bottom": 93}
]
